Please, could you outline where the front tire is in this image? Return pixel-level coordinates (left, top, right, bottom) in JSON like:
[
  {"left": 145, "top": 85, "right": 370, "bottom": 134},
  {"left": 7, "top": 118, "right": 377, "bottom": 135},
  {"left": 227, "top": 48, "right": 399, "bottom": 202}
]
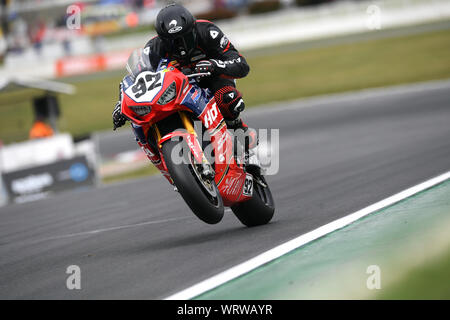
[{"left": 162, "top": 139, "right": 224, "bottom": 224}]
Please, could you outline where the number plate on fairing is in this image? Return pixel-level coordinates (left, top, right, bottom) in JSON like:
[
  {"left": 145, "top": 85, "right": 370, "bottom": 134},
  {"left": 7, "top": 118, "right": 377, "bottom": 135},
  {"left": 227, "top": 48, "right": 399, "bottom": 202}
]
[
  {"left": 242, "top": 174, "right": 254, "bottom": 197},
  {"left": 125, "top": 71, "right": 165, "bottom": 103}
]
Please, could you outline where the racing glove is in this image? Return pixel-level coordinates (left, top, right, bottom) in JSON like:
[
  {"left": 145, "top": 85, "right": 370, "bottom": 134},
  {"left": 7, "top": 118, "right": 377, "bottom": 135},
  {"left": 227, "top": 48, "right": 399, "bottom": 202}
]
[
  {"left": 194, "top": 60, "right": 215, "bottom": 78},
  {"left": 112, "top": 101, "right": 127, "bottom": 130}
]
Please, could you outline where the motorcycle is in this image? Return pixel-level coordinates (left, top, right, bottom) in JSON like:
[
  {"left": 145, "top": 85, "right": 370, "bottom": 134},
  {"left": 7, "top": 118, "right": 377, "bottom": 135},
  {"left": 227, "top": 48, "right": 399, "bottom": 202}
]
[{"left": 118, "top": 48, "right": 275, "bottom": 226}]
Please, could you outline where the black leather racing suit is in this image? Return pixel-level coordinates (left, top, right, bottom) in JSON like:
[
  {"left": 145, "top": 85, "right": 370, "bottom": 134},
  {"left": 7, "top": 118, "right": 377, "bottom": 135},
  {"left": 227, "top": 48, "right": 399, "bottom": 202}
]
[{"left": 144, "top": 19, "right": 250, "bottom": 121}]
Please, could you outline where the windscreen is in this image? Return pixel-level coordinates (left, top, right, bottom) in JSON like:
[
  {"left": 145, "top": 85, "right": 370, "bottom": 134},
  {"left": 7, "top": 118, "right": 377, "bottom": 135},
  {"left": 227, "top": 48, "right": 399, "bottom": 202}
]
[{"left": 126, "top": 48, "right": 154, "bottom": 79}]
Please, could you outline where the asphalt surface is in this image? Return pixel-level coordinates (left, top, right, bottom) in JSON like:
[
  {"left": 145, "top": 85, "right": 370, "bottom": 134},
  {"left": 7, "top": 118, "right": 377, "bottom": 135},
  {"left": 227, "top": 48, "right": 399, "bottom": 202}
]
[{"left": 1, "top": 80, "right": 449, "bottom": 299}]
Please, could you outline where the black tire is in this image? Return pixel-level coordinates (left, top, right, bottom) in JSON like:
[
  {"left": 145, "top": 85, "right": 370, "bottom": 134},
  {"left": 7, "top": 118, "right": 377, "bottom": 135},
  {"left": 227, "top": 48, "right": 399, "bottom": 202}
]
[
  {"left": 231, "top": 174, "right": 275, "bottom": 227},
  {"left": 162, "top": 139, "right": 224, "bottom": 224}
]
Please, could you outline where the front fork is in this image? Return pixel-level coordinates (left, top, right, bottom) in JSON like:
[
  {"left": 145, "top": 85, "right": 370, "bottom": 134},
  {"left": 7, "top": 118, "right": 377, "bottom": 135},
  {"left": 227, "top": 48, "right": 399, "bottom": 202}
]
[
  {"left": 178, "top": 112, "right": 215, "bottom": 181},
  {"left": 132, "top": 112, "right": 214, "bottom": 185}
]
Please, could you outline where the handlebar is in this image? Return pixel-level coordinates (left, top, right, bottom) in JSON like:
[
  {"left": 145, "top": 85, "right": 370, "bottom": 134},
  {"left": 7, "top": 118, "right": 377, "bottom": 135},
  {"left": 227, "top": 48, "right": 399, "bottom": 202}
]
[{"left": 186, "top": 72, "right": 211, "bottom": 78}]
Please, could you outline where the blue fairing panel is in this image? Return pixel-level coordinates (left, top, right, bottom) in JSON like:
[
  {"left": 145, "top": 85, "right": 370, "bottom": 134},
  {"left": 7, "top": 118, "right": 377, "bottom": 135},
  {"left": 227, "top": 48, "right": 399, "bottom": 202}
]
[
  {"left": 181, "top": 84, "right": 212, "bottom": 117},
  {"left": 131, "top": 123, "right": 147, "bottom": 144},
  {"left": 121, "top": 75, "right": 135, "bottom": 91}
]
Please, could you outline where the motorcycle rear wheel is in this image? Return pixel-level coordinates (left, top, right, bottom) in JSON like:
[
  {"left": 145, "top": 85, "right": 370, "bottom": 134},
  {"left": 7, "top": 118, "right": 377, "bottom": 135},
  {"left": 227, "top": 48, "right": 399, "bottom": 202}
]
[
  {"left": 162, "top": 139, "right": 224, "bottom": 224},
  {"left": 231, "top": 173, "right": 275, "bottom": 227}
]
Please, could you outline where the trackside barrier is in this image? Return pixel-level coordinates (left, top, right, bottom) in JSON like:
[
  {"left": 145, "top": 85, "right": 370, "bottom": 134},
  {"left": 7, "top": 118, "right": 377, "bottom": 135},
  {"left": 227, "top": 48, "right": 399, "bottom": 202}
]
[
  {"left": 55, "top": 49, "right": 133, "bottom": 77},
  {"left": 2, "top": 155, "right": 96, "bottom": 204}
]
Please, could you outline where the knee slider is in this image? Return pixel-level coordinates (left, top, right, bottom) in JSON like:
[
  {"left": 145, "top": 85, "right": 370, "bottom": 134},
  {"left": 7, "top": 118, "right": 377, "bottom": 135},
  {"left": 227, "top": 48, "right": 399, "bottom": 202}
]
[{"left": 214, "top": 86, "right": 245, "bottom": 119}]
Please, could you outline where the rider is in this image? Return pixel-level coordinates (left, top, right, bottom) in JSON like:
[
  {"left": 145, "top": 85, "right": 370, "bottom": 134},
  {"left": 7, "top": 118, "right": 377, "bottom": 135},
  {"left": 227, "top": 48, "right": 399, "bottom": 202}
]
[{"left": 112, "top": 3, "right": 256, "bottom": 146}]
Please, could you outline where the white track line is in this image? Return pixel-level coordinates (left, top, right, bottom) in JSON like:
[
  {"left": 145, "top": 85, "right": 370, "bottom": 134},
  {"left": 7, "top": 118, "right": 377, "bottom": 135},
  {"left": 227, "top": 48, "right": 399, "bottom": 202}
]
[
  {"left": 11, "top": 209, "right": 234, "bottom": 247},
  {"left": 165, "top": 170, "right": 450, "bottom": 300},
  {"left": 12, "top": 216, "right": 193, "bottom": 247}
]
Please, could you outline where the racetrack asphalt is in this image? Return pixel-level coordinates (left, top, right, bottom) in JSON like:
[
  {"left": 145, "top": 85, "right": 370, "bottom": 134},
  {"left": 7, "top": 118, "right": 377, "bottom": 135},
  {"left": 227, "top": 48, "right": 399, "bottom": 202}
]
[{"left": 1, "top": 80, "right": 449, "bottom": 299}]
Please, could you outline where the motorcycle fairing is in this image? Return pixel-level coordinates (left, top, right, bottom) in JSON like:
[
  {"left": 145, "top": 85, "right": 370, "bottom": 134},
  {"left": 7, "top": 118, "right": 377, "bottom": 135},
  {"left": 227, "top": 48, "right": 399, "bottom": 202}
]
[
  {"left": 196, "top": 99, "right": 252, "bottom": 206},
  {"left": 180, "top": 84, "right": 212, "bottom": 117},
  {"left": 121, "top": 61, "right": 253, "bottom": 206}
]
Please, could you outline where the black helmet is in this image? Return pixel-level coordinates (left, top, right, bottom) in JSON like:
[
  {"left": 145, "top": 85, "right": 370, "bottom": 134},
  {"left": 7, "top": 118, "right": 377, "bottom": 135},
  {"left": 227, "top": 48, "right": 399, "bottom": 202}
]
[{"left": 155, "top": 4, "right": 197, "bottom": 60}]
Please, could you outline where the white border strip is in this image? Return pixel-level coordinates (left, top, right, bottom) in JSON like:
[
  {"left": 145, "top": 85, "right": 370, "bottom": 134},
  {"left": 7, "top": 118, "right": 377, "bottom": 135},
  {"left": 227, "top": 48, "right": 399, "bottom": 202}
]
[{"left": 165, "top": 170, "right": 450, "bottom": 300}]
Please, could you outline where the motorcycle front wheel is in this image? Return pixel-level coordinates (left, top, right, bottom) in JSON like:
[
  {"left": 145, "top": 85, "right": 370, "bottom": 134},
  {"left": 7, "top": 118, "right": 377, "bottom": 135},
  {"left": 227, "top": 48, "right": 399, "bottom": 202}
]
[{"left": 162, "top": 139, "right": 224, "bottom": 224}]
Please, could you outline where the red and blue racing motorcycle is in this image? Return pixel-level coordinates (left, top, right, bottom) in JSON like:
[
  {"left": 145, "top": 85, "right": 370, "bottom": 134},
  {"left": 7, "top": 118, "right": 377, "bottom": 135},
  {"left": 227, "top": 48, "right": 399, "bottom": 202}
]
[{"left": 118, "top": 48, "right": 275, "bottom": 226}]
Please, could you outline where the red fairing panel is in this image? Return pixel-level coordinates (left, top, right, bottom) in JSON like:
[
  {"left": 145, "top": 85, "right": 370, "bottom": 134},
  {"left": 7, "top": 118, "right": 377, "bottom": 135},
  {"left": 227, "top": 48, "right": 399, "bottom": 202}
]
[{"left": 199, "top": 99, "right": 252, "bottom": 206}]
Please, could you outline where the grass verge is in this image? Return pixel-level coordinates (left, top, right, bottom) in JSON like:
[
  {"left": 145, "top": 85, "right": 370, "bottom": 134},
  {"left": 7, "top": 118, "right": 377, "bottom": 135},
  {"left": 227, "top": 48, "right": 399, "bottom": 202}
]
[
  {"left": 1, "top": 29, "right": 449, "bottom": 143},
  {"left": 375, "top": 246, "right": 450, "bottom": 299}
]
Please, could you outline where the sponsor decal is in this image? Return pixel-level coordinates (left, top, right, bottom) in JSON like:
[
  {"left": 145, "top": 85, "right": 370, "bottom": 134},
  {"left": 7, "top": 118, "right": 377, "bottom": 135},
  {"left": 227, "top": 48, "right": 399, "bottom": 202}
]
[
  {"left": 182, "top": 83, "right": 190, "bottom": 94},
  {"left": 140, "top": 145, "right": 161, "bottom": 165},
  {"left": 3, "top": 156, "right": 95, "bottom": 204},
  {"left": 210, "top": 58, "right": 242, "bottom": 69},
  {"left": 191, "top": 90, "right": 200, "bottom": 103},
  {"left": 69, "top": 163, "right": 89, "bottom": 182},
  {"left": 210, "top": 29, "right": 219, "bottom": 39},
  {"left": 168, "top": 20, "right": 183, "bottom": 34},
  {"left": 55, "top": 49, "right": 133, "bottom": 77},
  {"left": 220, "top": 36, "right": 229, "bottom": 49},
  {"left": 186, "top": 135, "right": 201, "bottom": 161},
  {"left": 222, "top": 176, "right": 238, "bottom": 197},
  {"left": 203, "top": 103, "right": 219, "bottom": 129},
  {"left": 121, "top": 75, "right": 134, "bottom": 90},
  {"left": 216, "top": 131, "right": 228, "bottom": 152},
  {"left": 225, "top": 57, "right": 241, "bottom": 65},
  {"left": 11, "top": 173, "right": 54, "bottom": 194},
  {"left": 211, "top": 59, "right": 226, "bottom": 69},
  {"left": 242, "top": 174, "right": 253, "bottom": 196},
  {"left": 222, "top": 175, "right": 245, "bottom": 198},
  {"left": 140, "top": 145, "right": 154, "bottom": 157}
]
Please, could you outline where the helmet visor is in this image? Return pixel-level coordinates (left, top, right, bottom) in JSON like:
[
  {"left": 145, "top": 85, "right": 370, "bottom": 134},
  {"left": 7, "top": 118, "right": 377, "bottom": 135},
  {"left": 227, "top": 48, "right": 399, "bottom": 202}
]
[{"left": 165, "top": 28, "right": 197, "bottom": 58}]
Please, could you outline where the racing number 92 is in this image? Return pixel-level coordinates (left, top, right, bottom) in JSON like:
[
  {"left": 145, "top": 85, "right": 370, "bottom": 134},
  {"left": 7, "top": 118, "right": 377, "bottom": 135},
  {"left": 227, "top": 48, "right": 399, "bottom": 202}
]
[
  {"left": 243, "top": 175, "right": 253, "bottom": 196},
  {"left": 132, "top": 73, "right": 162, "bottom": 99}
]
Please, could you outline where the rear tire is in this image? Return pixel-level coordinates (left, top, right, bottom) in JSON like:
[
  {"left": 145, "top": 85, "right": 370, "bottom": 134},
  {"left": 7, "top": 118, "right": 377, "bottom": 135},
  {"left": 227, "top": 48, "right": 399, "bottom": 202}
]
[
  {"left": 162, "top": 139, "right": 224, "bottom": 224},
  {"left": 231, "top": 174, "right": 275, "bottom": 227}
]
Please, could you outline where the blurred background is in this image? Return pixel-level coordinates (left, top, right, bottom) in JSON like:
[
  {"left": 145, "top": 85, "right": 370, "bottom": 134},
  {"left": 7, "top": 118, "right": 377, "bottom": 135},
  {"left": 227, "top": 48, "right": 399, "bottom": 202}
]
[{"left": 0, "top": 0, "right": 449, "bottom": 300}]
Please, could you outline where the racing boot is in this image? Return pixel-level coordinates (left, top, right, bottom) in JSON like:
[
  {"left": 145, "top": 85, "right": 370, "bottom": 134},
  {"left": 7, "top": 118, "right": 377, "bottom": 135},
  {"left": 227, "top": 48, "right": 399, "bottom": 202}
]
[{"left": 225, "top": 117, "right": 258, "bottom": 150}]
